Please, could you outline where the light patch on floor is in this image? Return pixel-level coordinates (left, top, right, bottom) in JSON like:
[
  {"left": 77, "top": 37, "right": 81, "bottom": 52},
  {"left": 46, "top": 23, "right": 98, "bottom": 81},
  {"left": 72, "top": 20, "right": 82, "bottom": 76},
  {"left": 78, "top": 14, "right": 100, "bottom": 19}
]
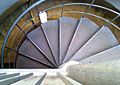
[{"left": 42, "top": 76, "right": 65, "bottom": 85}]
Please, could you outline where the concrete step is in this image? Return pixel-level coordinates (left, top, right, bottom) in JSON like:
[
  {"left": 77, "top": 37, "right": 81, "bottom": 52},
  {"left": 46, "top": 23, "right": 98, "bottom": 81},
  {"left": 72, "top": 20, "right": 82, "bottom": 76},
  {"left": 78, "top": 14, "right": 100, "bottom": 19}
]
[
  {"left": 67, "top": 60, "right": 120, "bottom": 85},
  {"left": 0, "top": 73, "right": 33, "bottom": 85},
  {"left": 42, "top": 20, "right": 59, "bottom": 65},
  {"left": 41, "top": 76, "right": 65, "bottom": 85},
  {"left": 11, "top": 73, "right": 47, "bottom": 85},
  {"left": 63, "top": 18, "right": 99, "bottom": 63},
  {"left": 70, "top": 26, "right": 119, "bottom": 61},
  {"left": 27, "top": 27, "right": 56, "bottom": 66},
  {"left": 18, "top": 39, "right": 54, "bottom": 68},
  {"left": 16, "top": 55, "right": 51, "bottom": 68},
  {"left": 0, "top": 73, "right": 6, "bottom": 76},
  {"left": 0, "top": 73, "right": 20, "bottom": 80},
  {"left": 59, "top": 16, "right": 79, "bottom": 64},
  {"left": 79, "top": 45, "right": 120, "bottom": 64},
  {"left": 57, "top": 73, "right": 82, "bottom": 85}
]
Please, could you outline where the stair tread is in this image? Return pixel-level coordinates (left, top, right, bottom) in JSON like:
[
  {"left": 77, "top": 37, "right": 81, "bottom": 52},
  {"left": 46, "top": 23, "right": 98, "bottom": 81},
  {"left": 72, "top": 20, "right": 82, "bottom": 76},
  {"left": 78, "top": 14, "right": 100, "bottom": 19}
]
[
  {"left": 71, "top": 26, "right": 119, "bottom": 61},
  {"left": 12, "top": 73, "right": 46, "bottom": 85},
  {"left": 79, "top": 45, "right": 120, "bottom": 64},
  {"left": 0, "top": 73, "right": 33, "bottom": 85},
  {"left": 42, "top": 20, "right": 59, "bottom": 65},
  {"left": 0, "top": 73, "right": 20, "bottom": 80},
  {"left": 58, "top": 73, "right": 82, "bottom": 85},
  {"left": 42, "top": 76, "right": 65, "bottom": 85},
  {"left": 18, "top": 39, "right": 54, "bottom": 67},
  {"left": 0, "top": 73, "right": 6, "bottom": 76},
  {"left": 27, "top": 27, "right": 56, "bottom": 66},
  {"left": 63, "top": 18, "right": 99, "bottom": 63},
  {"left": 11, "top": 76, "right": 40, "bottom": 85},
  {"left": 59, "top": 16, "right": 79, "bottom": 64},
  {"left": 67, "top": 60, "right": 120, "bottom": 85},
  {"left": 16, "top": 55, "right": 50, "bottom": 68}
]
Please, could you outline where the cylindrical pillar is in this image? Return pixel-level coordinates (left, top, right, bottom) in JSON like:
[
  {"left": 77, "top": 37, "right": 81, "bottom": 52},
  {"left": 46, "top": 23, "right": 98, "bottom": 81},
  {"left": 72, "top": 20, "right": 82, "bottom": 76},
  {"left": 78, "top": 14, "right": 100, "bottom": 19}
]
[{"left": 67, "top": 60, "right": 120, "bottom": 85}]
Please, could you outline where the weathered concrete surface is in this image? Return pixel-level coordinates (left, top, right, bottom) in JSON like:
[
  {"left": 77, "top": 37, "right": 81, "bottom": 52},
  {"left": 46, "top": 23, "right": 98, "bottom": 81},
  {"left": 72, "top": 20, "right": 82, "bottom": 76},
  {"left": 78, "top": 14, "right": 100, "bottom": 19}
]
[
  {"left": 0, "top": 0, "right": 29, "bottom": 22},
  {"left": 11, "top": 76, "right": 41, "bottom": 85},
  {"left": 0, "top": 73, "right": 33, "bottom": 85},
  {"left": 71, "top": 26, "right": 119, "bottom": 61},
  {"left": 12, "top": 73, "right": 47, "bottom": 85},
  {"left": 63, "top": 17, "right": 99, "bottom": 63},
  {"left": 67, "top": 60, "right": 120, "bottom": 85},
  {"left": 79, "top": 45, "right": 120, "bottom": 64},
  {"left": 41, "top": 76, "right": 65, "bottom": 85},
  {"left": 0, "top": 73, "right": 20, "bottom": 80},
  {"left": 57, "top": 72, "right": 82, "bottom": 85}
]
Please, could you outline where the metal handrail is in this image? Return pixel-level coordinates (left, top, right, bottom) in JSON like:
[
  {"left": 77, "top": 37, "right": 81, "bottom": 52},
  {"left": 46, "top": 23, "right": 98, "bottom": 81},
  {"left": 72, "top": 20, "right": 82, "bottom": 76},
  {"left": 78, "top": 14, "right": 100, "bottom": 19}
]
[
  {"left": 16, "top": 11, "right": 120, "bottom": 31},
  {"left": 1, "top": 0, "right": 45, "bottom": 68},
  {"left": 83, "top": 0, "right": 96, "bottom": 17},
  {"left": 9, "top": 2, "right": 120, "bottom": 35},
  {"left": 1, "top": 1, "right": 120, "bottom": 68},
  {"left": 42, "top": 3, "right": 120, "bottom": 15}
]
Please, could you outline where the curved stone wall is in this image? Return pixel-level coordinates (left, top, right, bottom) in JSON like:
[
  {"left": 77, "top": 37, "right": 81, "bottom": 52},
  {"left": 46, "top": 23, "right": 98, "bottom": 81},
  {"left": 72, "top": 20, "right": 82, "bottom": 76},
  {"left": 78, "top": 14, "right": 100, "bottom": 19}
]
[{"left": 0, "top": 0, "right": 29, "bottom": 22}]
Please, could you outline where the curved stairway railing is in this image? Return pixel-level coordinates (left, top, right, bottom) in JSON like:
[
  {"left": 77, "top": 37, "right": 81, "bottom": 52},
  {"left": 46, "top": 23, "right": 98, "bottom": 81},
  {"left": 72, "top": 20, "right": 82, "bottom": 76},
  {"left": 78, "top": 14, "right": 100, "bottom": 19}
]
[
  {"left": 0, "top": 0, "right": 39, "bottom": 67},
  {"left": 1, "top": 0, "right": 120, "bottom": 68}
]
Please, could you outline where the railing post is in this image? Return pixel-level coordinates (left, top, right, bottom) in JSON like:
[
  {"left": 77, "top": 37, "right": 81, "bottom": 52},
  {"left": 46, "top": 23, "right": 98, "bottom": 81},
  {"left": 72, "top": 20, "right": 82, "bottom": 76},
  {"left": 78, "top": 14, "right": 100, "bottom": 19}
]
[
  {"left": 61, "top": 0, "right": 64, "bottom": 17},
  {"left": 82, "top": 0, "right": 96, "bottom": 18},
  {"left": 105, "top": 14, "right": 120, "bottom": 27},
  {"left": 16, "top": 24, "right": 26, "bottom": 34},
  {"left": 28, "top": 0, "right": 36, "bottom": 25}
]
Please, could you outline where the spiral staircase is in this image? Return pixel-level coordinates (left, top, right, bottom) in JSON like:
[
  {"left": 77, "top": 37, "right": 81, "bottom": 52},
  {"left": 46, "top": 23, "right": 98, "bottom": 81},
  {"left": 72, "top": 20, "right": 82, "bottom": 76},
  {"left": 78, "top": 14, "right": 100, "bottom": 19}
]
[{"left": 0, "top": 0, "right": 120, "bottom": 85}]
